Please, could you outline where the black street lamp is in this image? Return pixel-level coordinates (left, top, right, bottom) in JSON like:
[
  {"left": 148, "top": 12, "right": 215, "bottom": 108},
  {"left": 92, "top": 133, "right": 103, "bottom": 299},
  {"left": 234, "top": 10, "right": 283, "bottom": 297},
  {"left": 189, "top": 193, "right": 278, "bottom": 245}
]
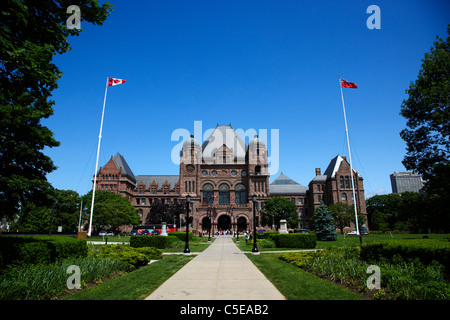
[
  {"left": 252, "top": 194, "right": 258, "bottom": 253},
  {"left": 236, "top": 215, "right": 240, "bottom": 242},
  {"left": 184, "top": 195, "right": 191, "bottom": 253}
]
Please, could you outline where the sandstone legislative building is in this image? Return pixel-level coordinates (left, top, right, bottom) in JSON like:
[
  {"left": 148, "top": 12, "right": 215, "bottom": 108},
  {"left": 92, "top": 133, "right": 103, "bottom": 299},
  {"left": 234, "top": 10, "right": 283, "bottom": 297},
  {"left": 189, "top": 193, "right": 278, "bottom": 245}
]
[{"left": 93, "top": 125, "right": 367, "bottom": 233}]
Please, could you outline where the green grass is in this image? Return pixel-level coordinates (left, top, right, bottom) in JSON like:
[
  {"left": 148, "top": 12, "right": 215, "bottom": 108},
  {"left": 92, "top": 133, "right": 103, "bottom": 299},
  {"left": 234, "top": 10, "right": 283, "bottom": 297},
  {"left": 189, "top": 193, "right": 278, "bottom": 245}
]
[
  {"left": 233, "top": 234, "right": 449, "bottom": 251},
  {"left": 161, "top": 236, "right": 215, "bottom": 253},
  {"left": 88, "top": 236, "right": 130, "bottom": 243},
  {"left": 65, "top": 255, "right": 194, "bottom": 300},
  {"left": 316, "top": 233, "right": 450, "bottom": 248},
  {"left": 247, "top": 253, "right": 364, "bottom": 300}
]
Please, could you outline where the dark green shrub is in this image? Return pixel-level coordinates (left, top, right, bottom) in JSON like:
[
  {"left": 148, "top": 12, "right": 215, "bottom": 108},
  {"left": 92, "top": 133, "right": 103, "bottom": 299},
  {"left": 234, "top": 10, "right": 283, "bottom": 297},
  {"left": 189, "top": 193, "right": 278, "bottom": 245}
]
[
  {"left": 279, "top": 252, "right": 315, "bottom": 267},
  {"left": 18, "top": 242, "right": 52, "bottom": 265},
  {"left": 99, "top": 245, "right": 162, "bottom": 269},
  {"left": 46, "top": 237, "right": 88, "bottom": 261},
  {"left": 360, "top": 239, "right": 450, "bottom": 273},
  {"left": 135, "top": 247, "right": 163, "bottom": 260},
  {"left": 168, "top": 231, "right": 193, "bottom": 241},
  {"left": 270, "top": 233, "right": 316, "bottom": 248},
  {"left": 0, "top": 236, "right": 87, "bottom": 268},
  {"left": 164, "top": 235, "right": 181, "bottom": 248},
  {"left": 261, "top": 231, "right": 279, "bottom": 239},
  {"left": 130, "top": 235, "right": 187, "bottom": 249},
  {"left": 257, "top": 239, "right": 276, "bottom": 248}
]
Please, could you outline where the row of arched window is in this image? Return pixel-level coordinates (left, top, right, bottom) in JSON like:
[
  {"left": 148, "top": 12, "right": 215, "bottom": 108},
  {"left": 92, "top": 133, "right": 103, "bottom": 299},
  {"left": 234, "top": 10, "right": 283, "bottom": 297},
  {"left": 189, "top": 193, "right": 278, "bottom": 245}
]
[{"left": 202, "top": 183, "right": 246, "bottom": 205}]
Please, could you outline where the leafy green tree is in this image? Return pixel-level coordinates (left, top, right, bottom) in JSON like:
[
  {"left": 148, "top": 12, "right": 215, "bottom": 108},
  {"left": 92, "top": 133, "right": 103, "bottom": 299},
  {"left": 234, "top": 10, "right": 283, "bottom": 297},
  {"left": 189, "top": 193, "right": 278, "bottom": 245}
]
[
  {"left": 0, "top": 0, "right": 112, "bottom": 220},
  {"left": 82, "top": 191, "right": 140, "bottom": 234},
  {"left": 366, "top": 194, "right": 404, "bottom": 231},
  {"left": 146, "top": 199, "right": 186, "bottom": 226},
  {"left": 15, "top": 189, "right": 81, "bottom": 233},
  {"left": 399, "top": 26, "right": 449, "bottom": 202},
  {"left": 328, "top": 202, "right": 353, "bottom": 235},
  {"left": 313, "top": 203, "right": 337, "bottom": 241},
  {"left": 260, "top": 197, "right": 299, "bottom": 230}
]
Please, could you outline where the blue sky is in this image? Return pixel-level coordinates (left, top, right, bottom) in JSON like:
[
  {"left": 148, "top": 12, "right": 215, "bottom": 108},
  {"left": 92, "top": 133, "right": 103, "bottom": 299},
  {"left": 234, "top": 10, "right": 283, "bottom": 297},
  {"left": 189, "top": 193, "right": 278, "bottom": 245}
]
[{"left": 44, "top": 0, "right": 449, "bottom": 197}]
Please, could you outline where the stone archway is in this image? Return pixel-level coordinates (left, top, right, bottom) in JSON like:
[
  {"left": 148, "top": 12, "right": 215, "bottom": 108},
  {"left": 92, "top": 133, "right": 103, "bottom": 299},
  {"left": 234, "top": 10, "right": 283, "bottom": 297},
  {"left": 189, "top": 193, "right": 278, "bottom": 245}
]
[
  {"left": 237, "top": 216, "right": 247, "bottom": 232},
  {"left": 217, "top": 214, "right": 231, "bottom": 231},
  {"left": 201, "top": 217, "right": 211, "bottom": 231}
]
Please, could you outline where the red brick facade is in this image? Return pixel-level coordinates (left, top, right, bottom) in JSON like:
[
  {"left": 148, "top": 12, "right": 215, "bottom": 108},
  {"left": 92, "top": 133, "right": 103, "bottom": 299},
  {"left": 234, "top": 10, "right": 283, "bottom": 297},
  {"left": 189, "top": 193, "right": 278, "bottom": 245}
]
[{"left": 93, "top": 125, "right": 367, "bottom": 233}]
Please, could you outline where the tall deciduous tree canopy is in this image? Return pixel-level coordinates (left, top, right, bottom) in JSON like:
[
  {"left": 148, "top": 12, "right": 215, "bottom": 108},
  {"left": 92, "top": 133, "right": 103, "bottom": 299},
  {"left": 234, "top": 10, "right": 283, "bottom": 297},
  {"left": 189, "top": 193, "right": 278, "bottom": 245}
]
[
  {"left": 0, "top": 0, "right": 112, "bottom": 220},
  {"left": 260, "top": 197, "right": 299, "bottom": 230},
  {"left": 15, "top": 189, "right": 81, "bottom": 233},
  {"left": 82, "top": 190, "right": 140, "bottom": 235},
  {"left": 400, "top": 25, "right": 450, "bottom": 199}
]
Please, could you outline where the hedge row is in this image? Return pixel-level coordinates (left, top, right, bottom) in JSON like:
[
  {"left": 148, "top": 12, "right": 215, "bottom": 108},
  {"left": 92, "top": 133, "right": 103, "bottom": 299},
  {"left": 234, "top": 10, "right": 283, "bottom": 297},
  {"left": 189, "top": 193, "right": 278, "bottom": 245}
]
[
  {"left": 130, "top": 234, "right": 190, "bottom": 249},
  {"left": 168, "top": 231, "right": 193, "bottom": 241},
  {"left": 360, "top": 239, "right": 450, "bottom": 272},
  {"left": 261, "top": 231, "right": 279, "bottom": 239},
  {"left": 269, "top": 233, "right": 317, "bottom": 249},
  {"left": 0, "top": 236, "right": 88, "bottom": 268}
]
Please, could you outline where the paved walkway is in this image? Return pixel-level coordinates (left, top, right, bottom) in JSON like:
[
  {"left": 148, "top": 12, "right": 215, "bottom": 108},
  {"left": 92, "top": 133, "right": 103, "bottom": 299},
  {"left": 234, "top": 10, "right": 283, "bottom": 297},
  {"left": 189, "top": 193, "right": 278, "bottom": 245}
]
[{"left": 145, "top": 236, "right": 286, "bottom": 300}]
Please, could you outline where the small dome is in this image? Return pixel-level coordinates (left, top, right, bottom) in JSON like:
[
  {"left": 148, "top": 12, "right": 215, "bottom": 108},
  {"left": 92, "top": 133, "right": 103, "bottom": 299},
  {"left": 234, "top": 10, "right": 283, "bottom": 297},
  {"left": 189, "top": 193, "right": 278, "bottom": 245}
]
[
  {"left": 183, "top": 134, "right": 200, "bottom": 149},
  {"left": 249, "top": 134, "right": 265, "bottom": 148}
]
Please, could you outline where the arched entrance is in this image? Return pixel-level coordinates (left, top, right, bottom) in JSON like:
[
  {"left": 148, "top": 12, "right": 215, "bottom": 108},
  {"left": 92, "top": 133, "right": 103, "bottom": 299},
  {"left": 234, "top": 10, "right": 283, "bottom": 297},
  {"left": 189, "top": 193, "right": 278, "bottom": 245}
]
[
  {"left": 217, "top": 214, "right": 231, "bottom": 231},
  {"left": 201, "top": 217, "right": 211, "bottom": 231},
  {"left": 237, "top": 216, "right": 247, "bottom": 232}
]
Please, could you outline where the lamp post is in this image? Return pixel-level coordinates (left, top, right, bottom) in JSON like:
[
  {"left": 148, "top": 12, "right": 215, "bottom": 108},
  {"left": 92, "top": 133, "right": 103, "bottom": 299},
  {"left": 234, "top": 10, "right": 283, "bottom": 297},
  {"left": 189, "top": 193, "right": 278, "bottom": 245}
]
[
  {"left": 252, "top": 194, "right": 258, "bottom": 253},
  {"left": 236, "top": 215, "right": 240, "bottom": 242},
  {"left": 184, "top": 195, "right": 191, "bottom": 253}
]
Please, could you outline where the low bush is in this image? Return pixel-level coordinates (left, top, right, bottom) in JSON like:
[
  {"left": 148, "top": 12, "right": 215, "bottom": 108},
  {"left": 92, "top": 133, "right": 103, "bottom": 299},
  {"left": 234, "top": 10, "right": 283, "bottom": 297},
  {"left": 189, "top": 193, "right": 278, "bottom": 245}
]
[
  {"left": 360, "top": 239, "right": 450, "bottom": 273},
  {"left": 270, "top": 233, "right": 316, "bottom": 249},
  {"left": 100, "top": 245, "right": 162, "bottom": 269},
  {"left": 261, "top": 231, "right": 279, "bottom": 239},
  {"left": 169, "top": 231, "right": 193, "bottom": 241},
  {"left": 0, "top": 236, "right": 87, "bottom": 268},
  {"left": 257, "top": 239, "right": 276, "bottom": 248},
  {"left": 279, "top": 246, "right": 450, "bottom": 300},
  {"left": 0, "top": 257, "right": 129, "bottom": 300},
  {"left": 278, "top": 252, "right": 315, "bottom": 268},
  {"left": 130, "top": 235, "right": 183, "bottom": 249},
  {"left": 130, "top": 235, "right": 167, "bottom": 249}
]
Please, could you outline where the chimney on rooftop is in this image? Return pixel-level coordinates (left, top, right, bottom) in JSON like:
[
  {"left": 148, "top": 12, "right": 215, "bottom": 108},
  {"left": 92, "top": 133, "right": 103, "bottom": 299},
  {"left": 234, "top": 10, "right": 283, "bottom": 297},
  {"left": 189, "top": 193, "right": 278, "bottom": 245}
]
[{"left": 315, "top": 168, "right": 321, "bottom": 176}]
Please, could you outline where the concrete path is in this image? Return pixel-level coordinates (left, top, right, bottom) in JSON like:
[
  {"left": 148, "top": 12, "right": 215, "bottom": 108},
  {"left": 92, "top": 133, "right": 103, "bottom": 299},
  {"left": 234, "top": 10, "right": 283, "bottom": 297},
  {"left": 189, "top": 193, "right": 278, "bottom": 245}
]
[{"left": 145, "top": 236, "right": 286, "bottom": 300}]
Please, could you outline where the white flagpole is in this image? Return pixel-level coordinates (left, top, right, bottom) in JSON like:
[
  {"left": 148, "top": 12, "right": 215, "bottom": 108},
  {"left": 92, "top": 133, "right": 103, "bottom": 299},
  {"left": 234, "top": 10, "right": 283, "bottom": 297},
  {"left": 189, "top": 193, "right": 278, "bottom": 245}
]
[
  {"left": 88, "top": 77, "right": 109, "bottom": 236},
  {"left": 78, "top": 199, "right": 83, "bottom": 232},
  {"left": 339, "top": 76, "right": 360, "bottom": 236}
]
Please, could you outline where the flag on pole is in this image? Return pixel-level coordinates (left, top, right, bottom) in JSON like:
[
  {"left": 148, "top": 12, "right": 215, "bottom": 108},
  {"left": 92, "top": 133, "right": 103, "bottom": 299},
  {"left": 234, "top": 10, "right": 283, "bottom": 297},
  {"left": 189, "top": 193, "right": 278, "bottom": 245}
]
[
  {"left": 88, "top": 76, "right": 126, "bottom": 236},
  {"left": 340, "top": 79, "right": 358, "bottom": 88},
  {"left": 108, "top": 78, "right": 127, "bottom": 86}
]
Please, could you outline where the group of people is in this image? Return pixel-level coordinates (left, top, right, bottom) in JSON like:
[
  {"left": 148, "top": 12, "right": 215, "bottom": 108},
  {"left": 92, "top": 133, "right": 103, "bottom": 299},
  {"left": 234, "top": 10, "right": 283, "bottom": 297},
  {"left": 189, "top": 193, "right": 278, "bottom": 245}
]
[{"left": 199, "top": 229, "right": 255, "bottom": 243}]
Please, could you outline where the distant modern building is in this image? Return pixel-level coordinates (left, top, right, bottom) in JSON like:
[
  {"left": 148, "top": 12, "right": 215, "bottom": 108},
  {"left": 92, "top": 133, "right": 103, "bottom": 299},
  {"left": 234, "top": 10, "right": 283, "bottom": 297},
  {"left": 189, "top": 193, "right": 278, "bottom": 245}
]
[
  {"left": 93, "top": 124, "right": 367, "bottom": 232},
  {"left": 390, "top": 172, "right": 424, "bottom": 194}
]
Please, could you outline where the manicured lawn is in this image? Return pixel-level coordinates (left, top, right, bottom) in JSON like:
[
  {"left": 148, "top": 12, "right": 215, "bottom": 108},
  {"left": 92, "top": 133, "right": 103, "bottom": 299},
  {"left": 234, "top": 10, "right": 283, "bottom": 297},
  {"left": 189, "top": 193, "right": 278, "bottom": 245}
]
[
  {"left": 65, "top": 255, "right": 195, "bottom": 300},
  {"left": 247, "top": 253, "right": 364, "bottom": 300},
  {"left": 317, "top": 233, "right": 449, "bottom": 248},
  {"left": 88, "top": 235, "right": 130, "bottom": 243},
  {"left": 233, "top": 233, "right": 449, "bottom": 251}
]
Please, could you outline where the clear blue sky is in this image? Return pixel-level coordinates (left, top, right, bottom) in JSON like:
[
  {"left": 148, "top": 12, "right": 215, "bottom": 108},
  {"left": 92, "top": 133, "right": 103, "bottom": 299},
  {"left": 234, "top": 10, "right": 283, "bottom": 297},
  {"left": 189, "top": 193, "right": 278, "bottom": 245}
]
[{"left": 44, "top": 0, "right": 449, "bottom": 197}]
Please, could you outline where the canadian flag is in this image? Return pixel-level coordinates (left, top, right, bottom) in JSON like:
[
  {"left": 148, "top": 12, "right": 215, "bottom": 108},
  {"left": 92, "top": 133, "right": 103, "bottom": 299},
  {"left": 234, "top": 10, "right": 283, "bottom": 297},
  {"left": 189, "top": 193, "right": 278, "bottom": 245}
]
[{"left": 108, "top": 78, "right": 127, "bottom": 87}]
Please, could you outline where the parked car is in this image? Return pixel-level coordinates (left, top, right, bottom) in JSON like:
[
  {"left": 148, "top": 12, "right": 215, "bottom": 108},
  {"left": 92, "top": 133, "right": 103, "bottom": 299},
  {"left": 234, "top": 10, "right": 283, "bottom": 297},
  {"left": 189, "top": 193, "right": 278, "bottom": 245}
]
[
  {"left": 140, "top": 229, "right": 159, "bottom": 236},
  {"left": 298, "top": 229, "right": 309, "bottom": 233},
  {"left": 130, "top": 230, "right": 138, "bottom": 236},
  {"left": 346, "top": 228, "right": 369, "bottom": 236},
  {"left": 99, "top": 230, "right": 114, "bottom": 236}
]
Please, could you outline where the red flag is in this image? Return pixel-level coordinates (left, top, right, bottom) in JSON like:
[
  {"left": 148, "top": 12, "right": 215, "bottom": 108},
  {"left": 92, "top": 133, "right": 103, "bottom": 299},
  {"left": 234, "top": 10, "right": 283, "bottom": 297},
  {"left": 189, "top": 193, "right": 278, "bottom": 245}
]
[
  {"left": 340, "top": 79, "right": 357, "bottom": 88},
  {"left": 108, "top": 78, "right": 127, "bottom": 87}
]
